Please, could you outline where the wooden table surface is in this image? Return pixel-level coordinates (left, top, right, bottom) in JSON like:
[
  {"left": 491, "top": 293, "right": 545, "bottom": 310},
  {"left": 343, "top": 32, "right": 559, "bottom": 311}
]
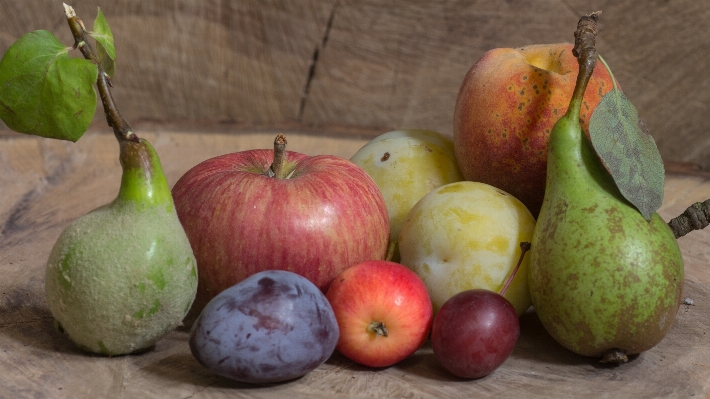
[{"left": 2, "top": 129, "right": 710, "bottom": 398}]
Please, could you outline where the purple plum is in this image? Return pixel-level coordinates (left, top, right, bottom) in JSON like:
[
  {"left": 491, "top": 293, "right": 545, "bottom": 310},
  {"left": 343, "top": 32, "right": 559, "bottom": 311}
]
[{"left": 189, "top": 270, "right": 339, "bottom": 383}]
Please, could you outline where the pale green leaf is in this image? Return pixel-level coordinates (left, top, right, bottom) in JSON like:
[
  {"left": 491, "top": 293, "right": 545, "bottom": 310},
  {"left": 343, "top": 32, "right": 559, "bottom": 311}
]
[
  {"left": 89, "top": 7, "right": 116, "bottom": 77},
  {"left": 589, "top": 86, "right": 665, "bottom": 221},
  {"left": 0, "top": 30, "right": 98, "bottom": 142}
]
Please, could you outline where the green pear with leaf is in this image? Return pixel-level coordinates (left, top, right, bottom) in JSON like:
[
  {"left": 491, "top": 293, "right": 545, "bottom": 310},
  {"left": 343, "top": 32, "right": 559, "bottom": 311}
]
[
  {"left": 45, "top": 135, "right": 198, "bottom": 355},
  {"left": 0, "top": 5, "right": 197, "bottom": 355},
  {"left": 528, "top": 13, "right": 684, "bottom": 363}
]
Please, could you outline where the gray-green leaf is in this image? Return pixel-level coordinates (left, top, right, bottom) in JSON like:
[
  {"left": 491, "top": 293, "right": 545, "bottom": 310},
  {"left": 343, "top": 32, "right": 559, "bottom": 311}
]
[
  {"left": 0, "top": 30, "right": 98, "bottom": 142},
  {"left": 90, "top": 7, "right": 116, "bottom": 77},
  {"left": 589, "top": 87, "right": 665, "bottom": 221}
]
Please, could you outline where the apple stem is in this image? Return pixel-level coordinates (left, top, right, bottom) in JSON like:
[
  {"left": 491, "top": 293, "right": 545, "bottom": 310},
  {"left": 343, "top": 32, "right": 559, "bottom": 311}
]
[
  {"left": 64, "top": 4, "right": 138, "bottom": 143},
  {"left": 367, "top": 321, "right": 389, "bottom": 337},
  {"left": 667, "top": 199, "right": 710, "bottom": 239},
  {"left": 268, "top": 134, "right": 289, "bottom": 179},
  {"left": 499, "top": 242, "right": 531, "bottom": 297}
]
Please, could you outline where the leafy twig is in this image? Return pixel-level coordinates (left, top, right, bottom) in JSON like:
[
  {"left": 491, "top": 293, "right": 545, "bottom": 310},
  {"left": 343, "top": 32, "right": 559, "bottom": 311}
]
[{"left": 63, "top": 3, "right": 136, "bottom": 142}]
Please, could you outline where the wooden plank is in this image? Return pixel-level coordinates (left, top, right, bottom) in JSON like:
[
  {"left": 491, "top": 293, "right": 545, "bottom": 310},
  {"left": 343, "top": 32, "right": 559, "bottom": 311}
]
[
  {"left": 1, "top": 130, "right": 710, "bottom": 398},
  {"left": 1, "top": 1, "right": 709, "bottom": 169}
]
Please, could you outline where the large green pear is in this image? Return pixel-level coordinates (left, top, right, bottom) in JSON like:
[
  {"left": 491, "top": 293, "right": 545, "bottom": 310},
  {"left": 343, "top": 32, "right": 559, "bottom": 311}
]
[
  {"left": 528, "top": 17, "right": 684, "bottom": 361},
  {"left": 45, "top": 137, "right": 198, "bottom": 356}
]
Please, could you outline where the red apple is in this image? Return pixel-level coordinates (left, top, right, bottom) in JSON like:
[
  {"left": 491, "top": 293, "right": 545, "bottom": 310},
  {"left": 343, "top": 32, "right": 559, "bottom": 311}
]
[
  {"left": 325, "top": 260, "right": 433, "bottom": 368},
  {"left": 453, "top": 43, "right": 617, "bottom": 217},
  {"left": 172, "top": 135, "right": 390, "bottom": 312},
  {"left": 431, "top": 289, "right": 520, "bottom": 379}
]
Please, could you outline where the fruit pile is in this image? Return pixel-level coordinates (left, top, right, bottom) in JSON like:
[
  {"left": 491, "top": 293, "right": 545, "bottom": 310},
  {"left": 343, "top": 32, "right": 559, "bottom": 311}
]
[{"left": 1, "top": 5, "right": 707, "bottom": 386}]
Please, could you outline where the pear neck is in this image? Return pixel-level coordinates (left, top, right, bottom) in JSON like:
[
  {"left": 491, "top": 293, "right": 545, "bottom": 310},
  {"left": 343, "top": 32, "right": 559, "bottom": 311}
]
[
  {"left": 564, "top": 54, "right": 592, "bottom": 125},
  {"left": 547, "top": 115, "right": 590, "bottom": 181},
  {"left": 116, "top": 138, "right": 173, "bottom": 208},
  {"left": 546, "top": 105, "right": 624, "bottom": 202},
  {"left": 546, "top": 18, "right": 599, "bottom": 191}
]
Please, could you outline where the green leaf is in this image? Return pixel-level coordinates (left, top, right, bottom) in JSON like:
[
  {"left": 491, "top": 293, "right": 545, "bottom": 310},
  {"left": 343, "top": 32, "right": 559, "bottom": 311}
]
[
  {"left": 89, "top": 7, "right": 116, "bottom": 77},
  {"left": 589, "top": 59, "right": 664, "bottom": 221},
  {"left": 0, "top": 30, "right": 98, "bottom": 142}
]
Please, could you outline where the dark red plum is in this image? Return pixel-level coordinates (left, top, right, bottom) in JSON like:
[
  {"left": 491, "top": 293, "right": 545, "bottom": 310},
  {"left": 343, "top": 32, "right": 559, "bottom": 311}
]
[
  {"left": 431, "top": 289, "right": 520, "bottom": 379},
  {"left": 189, "top": 270, "right": 339, "bottom": 384}
]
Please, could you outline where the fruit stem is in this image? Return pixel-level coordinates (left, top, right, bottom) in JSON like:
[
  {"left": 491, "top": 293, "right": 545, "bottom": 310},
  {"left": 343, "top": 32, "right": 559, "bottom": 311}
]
[
  {"left": 64, "top": 3, "right": 137, "bottom": 143},
  {"left": 385, "top": 241, "right": 397, "bottom": 262},
  {"left": 367, "top": 321, "right": 389, "bottom": 337},
  {"left": 499, "top": 242, "right": 531, "bottom": 297},
  {"left": 600, "top": 348, "right": 628, "bottom": 363},
  {"left": 567, "top": 11, "right": 601, "bottom": 121},
  {"left": 268, "top": 134, "right": 289, "bottom": 179},
  {"left": 668, "top": 199, "right": 710, "bottom": 239}
]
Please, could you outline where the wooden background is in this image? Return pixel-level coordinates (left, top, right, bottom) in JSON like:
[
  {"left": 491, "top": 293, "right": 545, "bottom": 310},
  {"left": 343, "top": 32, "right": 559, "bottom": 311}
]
[
  {"left": 2, "top": 1, "right": 710, "bottom": 398},
  {"left": 1, "top": 0, "right": 709, "bottom": 169}
]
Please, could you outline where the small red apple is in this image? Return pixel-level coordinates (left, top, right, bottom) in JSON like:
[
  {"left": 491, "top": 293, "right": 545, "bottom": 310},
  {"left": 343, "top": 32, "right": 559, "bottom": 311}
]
[
  {"left": 453, "top": 43, "right": 617, "bottom": 217},
  {"left": 325, "top": 260, "right": 433, "bottom": 368},
  {"left": 172, "top": 135, "right": 390, "bottom": 312}
]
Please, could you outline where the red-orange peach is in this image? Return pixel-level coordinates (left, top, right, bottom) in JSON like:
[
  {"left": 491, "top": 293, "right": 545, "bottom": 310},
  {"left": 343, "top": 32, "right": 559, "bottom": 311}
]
[{"left": 453, "top": 43, "right": 617, "bottom": 217}]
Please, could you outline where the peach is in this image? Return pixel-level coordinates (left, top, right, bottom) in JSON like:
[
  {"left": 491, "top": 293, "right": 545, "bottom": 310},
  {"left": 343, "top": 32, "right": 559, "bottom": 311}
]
[{"left": 453, "top": 43, "right": 617, "bottom": 217}]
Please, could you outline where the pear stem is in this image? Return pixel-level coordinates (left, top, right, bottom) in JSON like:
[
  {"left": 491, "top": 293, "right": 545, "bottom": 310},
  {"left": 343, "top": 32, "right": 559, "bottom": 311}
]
[
  {"left": 64, "top": 3, "right": 137, "bottom": 143},
  {"left": 567, "top": 11, "right": 601, "bottom": 121},
  {"left": 668, "top": 199, "right": 710, "bottom": 239},
  {"left": 268, "top": 134, "right": 288, "bottom": 179},
  {"left": 500, "top": 242, "right": 531, "bottom": 297},
  {"left": 600, "top": 348, "right": 628, "bottom": 363}
]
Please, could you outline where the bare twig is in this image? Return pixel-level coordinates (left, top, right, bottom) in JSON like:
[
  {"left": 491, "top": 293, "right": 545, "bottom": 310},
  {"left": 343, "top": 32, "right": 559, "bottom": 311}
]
[{"left": 668, "top": 199, "right": 710, "bottom": 239}]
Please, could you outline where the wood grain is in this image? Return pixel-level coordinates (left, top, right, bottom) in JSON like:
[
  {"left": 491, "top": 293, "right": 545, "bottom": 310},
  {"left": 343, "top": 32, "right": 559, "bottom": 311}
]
[
  {"left": 1, "top": 130, "right": 710, "bottom": 398},
  {"left": 1, "top": 1, "right": 709, "bottom": 169}
]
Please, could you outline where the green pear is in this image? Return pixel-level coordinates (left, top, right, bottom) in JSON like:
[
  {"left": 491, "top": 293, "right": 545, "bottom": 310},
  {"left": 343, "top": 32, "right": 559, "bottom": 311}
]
[
  {"left": 45, "top": 137, "right": 198, "bottom": 356},
  {"left": 528, "top": 16, "right": 683, "bottom": 362}
]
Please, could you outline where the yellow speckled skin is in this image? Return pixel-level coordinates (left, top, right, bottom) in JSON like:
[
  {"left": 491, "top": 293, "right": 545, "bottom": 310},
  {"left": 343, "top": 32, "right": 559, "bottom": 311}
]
[
  {"left": 398, "top": 181, "right": 535, "bottom": 315},
  {"left": 350, "top": 130, "right": 463, "bottom": 260}
]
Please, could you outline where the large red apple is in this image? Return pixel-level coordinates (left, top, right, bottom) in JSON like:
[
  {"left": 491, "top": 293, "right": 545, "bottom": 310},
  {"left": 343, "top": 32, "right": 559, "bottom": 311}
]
[
  {"left": 325, "top": 260, "right": 433, "bottom": 368},
  {"left": 172, "top": 135, "right": 390, "bottom": 312},
  {"left": 453, "top": 43, "right": 617, "bottom": 217}
]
